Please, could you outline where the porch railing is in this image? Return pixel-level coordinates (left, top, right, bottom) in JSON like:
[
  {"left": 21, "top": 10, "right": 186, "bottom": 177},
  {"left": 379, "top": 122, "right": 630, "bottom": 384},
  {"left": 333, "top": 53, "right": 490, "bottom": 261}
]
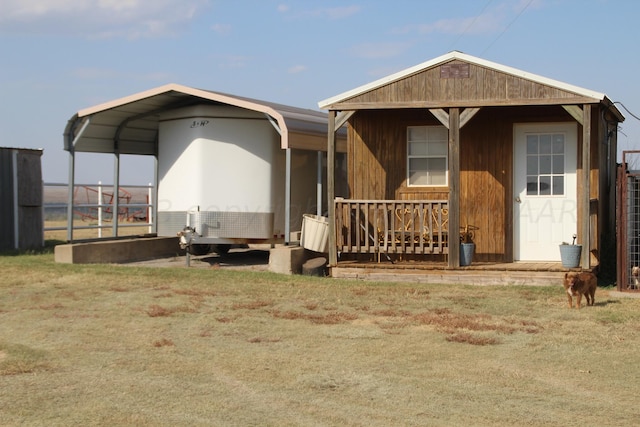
[{"left": 335, "top": 199, "right": 449, "bottom": 256}]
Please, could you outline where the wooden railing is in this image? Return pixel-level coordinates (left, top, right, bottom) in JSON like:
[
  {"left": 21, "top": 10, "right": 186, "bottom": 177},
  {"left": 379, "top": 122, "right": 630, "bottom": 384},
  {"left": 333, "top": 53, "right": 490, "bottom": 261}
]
[{"left": 335, "top": 199, "right": 449, "bottom": 256}]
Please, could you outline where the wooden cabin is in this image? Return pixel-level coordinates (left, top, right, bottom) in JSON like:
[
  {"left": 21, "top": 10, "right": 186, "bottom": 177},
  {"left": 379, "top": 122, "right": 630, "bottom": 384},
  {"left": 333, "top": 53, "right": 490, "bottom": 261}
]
[{"left": 318, "top": 51, "right": 623, "bottom": 275}]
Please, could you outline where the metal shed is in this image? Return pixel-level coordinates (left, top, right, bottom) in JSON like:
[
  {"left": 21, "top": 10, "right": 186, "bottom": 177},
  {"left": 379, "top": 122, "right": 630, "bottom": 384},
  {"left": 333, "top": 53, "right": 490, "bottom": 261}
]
[
  {"left": 63, "top": 83, "right": 346, "bottom": 250},
  {"left": 0, "top": 147, "right": 43, "bottom": 251}
]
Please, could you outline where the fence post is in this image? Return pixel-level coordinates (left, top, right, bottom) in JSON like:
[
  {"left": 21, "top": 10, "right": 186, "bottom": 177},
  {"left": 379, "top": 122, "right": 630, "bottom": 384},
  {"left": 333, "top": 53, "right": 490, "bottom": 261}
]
[
  {"left": 148, "top": 183, "right": 153, "bottom": 234},
  {"left": 98, "top": 181, "right": 103, "bottom": 238}
]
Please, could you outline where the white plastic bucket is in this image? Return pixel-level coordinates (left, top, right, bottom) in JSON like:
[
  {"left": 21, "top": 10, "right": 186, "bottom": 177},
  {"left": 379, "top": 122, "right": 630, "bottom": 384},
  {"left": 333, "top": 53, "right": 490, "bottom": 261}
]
[{"left": 300, "top": 214, "right": 329, "bottom": 253}]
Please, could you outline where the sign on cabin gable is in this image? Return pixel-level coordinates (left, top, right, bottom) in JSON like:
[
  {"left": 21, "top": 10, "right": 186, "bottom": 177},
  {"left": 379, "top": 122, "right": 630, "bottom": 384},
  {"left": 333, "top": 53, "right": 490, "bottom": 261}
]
[{"left": 440, "top": 62, "right": 470, "bottom": 79}]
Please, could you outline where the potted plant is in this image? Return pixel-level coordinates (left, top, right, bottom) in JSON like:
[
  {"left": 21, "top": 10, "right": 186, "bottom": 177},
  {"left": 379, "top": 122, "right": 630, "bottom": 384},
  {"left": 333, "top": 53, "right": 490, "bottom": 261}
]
[
  {"left": 559, "top": 234, "right": 582, "bottom": 268},
  {"left": 460, "top": 224, "right": 476, "bottom": 266}
]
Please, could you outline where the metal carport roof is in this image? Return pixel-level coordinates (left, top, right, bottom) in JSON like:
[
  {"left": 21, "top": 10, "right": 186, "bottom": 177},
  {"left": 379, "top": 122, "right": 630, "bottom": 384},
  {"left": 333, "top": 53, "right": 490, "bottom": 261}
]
[
  {"left": 64, "top": 83, "right": 342, "bottom": 155},
  {"left": 62, "top": 83, "right": 345, "bottom": 243}
]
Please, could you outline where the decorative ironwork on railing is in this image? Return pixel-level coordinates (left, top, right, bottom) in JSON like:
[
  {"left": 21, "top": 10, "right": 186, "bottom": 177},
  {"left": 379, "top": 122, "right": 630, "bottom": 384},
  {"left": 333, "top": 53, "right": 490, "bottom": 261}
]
[{"left": 335, "top": 199, "right": 449, "bottom": 256}]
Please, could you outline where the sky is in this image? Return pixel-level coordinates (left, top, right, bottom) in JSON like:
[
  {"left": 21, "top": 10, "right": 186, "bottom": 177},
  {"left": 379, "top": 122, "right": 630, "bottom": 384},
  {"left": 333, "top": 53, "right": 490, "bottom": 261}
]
[{"left": 1, "top": 0, "right": 640, "bottom": 185}]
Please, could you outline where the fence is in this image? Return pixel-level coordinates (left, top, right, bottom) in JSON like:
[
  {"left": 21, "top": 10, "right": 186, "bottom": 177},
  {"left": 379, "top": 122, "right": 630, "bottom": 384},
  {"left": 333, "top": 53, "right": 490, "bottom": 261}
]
[
  {"left": 617, "top": 151, "right": 640, "bottom": 292},
  {"left": 43, "top": 182, "right": 155, "bottom": 240}
]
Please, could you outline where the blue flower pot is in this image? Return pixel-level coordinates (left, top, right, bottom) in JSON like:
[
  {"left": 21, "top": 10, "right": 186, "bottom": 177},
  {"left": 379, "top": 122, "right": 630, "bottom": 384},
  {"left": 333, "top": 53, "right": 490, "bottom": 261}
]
[{"left": 461, "top": 243, "right": 475, "bottom": 266}]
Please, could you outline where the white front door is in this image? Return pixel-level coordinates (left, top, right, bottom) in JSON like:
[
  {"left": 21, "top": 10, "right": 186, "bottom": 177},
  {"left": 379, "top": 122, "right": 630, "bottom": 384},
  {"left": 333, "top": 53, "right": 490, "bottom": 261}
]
[{"left": 513, "top": 123, "right": 578, "bottom": 261}]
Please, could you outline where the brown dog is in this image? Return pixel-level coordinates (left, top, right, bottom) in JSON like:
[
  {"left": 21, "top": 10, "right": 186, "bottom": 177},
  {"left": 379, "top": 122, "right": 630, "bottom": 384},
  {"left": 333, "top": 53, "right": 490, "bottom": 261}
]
[
  {"left": 563, "top": 272, "right": 597, "bottom": 309},
  {"left": 631, "top": 266, "right": 640, "bottom": 290}
]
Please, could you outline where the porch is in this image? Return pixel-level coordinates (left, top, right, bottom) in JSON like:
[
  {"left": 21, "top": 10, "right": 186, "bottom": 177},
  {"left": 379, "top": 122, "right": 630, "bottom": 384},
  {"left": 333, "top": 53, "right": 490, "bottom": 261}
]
[
  {"left": 331, "top": 260, "right": 579, "bottom": 286},
  {"left": 332, "top": 198, "right": 585, "bottom": 285}
]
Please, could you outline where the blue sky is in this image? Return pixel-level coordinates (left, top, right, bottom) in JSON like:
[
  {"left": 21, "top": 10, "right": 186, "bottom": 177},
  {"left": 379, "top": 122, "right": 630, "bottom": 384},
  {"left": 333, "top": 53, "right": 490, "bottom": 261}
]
[{"left": 1, "top": 0, "right": 639, "bottom": 185}]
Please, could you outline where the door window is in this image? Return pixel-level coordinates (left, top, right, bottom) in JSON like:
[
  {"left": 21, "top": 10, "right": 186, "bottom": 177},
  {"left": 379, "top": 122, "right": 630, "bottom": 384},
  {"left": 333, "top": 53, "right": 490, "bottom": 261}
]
[{"left": 526, "top": 133, "right": 565, "bottom": 196}]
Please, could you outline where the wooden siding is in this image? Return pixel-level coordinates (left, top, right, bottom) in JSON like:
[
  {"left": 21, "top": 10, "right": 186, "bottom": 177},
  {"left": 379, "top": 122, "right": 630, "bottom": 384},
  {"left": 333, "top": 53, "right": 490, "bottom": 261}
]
[
  {"left": 337, "top": 60, "right": 596, "bottom": 109},
  {"left": 343, "top": 106, "right": 595, "bottom": 263}
]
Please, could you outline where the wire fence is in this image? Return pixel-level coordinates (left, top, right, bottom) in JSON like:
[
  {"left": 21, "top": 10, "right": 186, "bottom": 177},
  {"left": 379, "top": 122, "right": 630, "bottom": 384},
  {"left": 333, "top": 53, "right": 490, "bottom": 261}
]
[{"left": 617, "top": 151, "right": 640, "bottom": 292}]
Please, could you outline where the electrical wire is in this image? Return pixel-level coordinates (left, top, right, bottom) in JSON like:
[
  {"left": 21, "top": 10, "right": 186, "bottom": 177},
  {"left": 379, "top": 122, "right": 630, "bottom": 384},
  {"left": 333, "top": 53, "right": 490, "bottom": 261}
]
[
  {"left": 448, "top": 0, "right": 494, "bottom": 51},
  {"left": 614, "top": 101, "right": 640, "bottom": 122},
  {"left": 481, "top": 0, "right": 534, "bottom": 55}
]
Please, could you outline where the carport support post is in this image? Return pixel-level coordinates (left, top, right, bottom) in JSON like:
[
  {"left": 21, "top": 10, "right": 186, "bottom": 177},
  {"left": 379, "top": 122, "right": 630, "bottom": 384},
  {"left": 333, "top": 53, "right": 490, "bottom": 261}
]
[
  {"left": 285, "top": 147, "right": 291, "bottom": 245},
  {"left": 152, "top": 150, "right": 158, "bottom": 234},
  {"left": 67, "top": 149, "right": 75, "bottom": 242},
  {"left": 64, "top": 115, "right": 90, "bottom": 243},
  {"left": 112, "top": 152, "right": 120, "bottom": 237},
  {"left": 327, "top": 111, "right": 337, "bottom": 266}
]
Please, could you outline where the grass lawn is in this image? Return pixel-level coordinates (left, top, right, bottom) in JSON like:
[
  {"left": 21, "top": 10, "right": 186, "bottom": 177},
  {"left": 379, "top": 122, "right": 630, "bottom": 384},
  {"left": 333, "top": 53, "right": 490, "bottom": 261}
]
[{"left": 1, "top": 247, "right": 639, "bottom": 426}]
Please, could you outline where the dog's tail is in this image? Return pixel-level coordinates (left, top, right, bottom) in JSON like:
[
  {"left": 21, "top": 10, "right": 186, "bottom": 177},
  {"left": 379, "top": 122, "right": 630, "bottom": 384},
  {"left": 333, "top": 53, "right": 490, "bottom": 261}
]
[{"left": 590, "top": 264, "right": 600, "bottom": 277}]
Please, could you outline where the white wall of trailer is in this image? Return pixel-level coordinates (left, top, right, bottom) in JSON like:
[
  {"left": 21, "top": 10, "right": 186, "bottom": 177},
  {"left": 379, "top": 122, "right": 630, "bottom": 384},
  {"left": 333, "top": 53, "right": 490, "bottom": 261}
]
[
  {"left": 156, "top": 104, "right": 320, "bottom": 243},
  {"left": 158, "top": 105, "right": 276, "bottom": 212}
]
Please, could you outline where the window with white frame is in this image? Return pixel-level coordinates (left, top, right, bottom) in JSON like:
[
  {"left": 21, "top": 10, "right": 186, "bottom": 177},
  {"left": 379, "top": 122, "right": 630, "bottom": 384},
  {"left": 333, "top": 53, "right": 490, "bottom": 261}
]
[
  {"left": 407, "top": 126, "right": 448, "bottom": 186},
  {"left": 526, "top": 133, "right": 565, "bottom": 196}
]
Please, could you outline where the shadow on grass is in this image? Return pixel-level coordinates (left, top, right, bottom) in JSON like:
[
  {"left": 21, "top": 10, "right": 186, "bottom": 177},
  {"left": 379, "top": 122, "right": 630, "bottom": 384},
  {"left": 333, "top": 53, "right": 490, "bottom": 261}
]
[
  {"left": 593, "top": 299, "right": 621, "bottom": 307},
  {"left": 200, "top": 249, "right": 269, "bottom": 267},
  {"left": 0, "top": 240, "right": 64, "bottom": 257}
]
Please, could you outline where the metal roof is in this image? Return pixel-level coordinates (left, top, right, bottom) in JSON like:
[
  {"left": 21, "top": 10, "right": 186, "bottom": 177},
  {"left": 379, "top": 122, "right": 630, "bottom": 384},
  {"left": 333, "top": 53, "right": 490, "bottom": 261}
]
[
  {"left": 318, "top": 51, "right": 623, "bottom": 120},
  {"left": 64, "top": 83, "right": 340, "bottom": 155}
]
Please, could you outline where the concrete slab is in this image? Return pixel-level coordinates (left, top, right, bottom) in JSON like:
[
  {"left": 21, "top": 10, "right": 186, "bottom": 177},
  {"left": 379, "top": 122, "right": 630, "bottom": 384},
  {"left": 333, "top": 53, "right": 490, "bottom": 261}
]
[{"left": 55, "top": 236, "right": 184, "bottom": 264}]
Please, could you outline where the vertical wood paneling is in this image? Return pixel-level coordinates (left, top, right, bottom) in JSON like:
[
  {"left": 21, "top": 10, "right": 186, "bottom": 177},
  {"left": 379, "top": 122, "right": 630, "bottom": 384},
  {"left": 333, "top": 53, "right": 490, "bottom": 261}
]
[
  {"left": 348, "top": 107, "right": 513, "bottom": 261},
  {"left": 343, "top": 61, "right": 593, "bottom": 107},
  {"left": 346, "top": 104, "right": 597, "bottom": 263}
]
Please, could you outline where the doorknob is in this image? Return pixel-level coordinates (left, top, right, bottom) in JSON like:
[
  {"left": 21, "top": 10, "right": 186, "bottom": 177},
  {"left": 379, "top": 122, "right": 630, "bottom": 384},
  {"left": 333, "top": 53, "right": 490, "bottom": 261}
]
[{"left": 515, "top": 196, "right": 521, "bottom": 203}]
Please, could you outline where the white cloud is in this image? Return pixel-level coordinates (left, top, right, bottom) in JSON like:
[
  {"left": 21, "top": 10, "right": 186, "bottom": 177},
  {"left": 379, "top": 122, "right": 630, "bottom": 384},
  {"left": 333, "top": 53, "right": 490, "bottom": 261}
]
[
  {"left": 324, "top": 6, "right": 360, "bottom": 20},
  {"left": 212, "top": 54, "right": 251, "bottom": 70},
  {"left": 417, "top": 14, "right": 504, "bottom": 35},
  {"left": 211, "top": 23, "right": 231, "bottom": 35},
  {"left": 288, "top": 65, "right": 307, "bottom": 74},
  {"left": 392, "top": 0, "right": 543, "bottom": 36},
  {"left": 279, "top": 5, "right": 361, "bottom": 20},
  {"left": 0, "top": 0, "right": 210, "bottom": 38}
]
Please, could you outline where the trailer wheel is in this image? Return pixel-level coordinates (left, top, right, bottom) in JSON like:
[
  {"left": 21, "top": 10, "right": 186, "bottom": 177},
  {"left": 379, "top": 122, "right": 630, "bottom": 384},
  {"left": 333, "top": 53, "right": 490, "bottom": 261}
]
[
  {"left": 188, "top": 244, "right": 213, "bottom": 256},
  {"left": 212, "top": 244, "right": 231, "bottom": 255}
]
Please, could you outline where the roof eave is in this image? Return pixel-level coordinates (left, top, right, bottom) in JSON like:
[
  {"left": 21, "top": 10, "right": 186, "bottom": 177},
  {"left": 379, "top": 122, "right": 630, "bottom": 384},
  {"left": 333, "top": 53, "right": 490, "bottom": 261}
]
[{"left": 318, "top": 51, "right": 610, "bottom": 110}]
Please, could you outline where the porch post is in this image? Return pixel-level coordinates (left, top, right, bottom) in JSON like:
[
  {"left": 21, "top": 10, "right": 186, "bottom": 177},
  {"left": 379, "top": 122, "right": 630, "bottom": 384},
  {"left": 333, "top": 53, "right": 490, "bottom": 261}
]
[
  {"left": 581, "top": 104, "right": 591, "bottom": 268},
  {"left": 448, "top": 108, "right": 461, "bottom": 268},
  {"left": 327, "top": 110, "right": 337, "bottom": 266}
]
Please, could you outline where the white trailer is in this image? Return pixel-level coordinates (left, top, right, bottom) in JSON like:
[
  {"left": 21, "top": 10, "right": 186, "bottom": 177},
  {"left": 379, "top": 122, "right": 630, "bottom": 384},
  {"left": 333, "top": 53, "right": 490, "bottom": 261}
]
[{"left": 158, "top": 104, "right": 324, "bottom": 254}]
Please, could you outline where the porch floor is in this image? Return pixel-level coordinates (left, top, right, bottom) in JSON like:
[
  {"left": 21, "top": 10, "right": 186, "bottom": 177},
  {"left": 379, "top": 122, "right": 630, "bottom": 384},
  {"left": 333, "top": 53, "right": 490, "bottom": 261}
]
[{"left": 331, "top": 260, "right": 585, "bottom": 286}]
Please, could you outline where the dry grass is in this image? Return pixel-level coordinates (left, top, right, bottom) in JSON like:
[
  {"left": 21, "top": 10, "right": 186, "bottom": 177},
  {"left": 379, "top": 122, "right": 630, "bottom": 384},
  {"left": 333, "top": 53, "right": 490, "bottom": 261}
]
[{"left": 1, "top": 249, "right": 640, "bottom": 426}]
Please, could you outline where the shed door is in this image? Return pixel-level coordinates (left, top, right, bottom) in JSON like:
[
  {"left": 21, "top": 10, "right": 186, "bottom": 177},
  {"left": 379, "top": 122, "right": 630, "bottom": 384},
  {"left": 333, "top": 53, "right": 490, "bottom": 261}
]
[{"left": 514, "top": 123, "right": 577, "bottom": 261}]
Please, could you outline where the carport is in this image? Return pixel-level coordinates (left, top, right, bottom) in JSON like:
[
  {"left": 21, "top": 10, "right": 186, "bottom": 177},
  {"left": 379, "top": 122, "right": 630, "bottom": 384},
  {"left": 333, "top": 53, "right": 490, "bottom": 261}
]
[{"left": 63, "top": 83, "right": 345, "bottom": 244}]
